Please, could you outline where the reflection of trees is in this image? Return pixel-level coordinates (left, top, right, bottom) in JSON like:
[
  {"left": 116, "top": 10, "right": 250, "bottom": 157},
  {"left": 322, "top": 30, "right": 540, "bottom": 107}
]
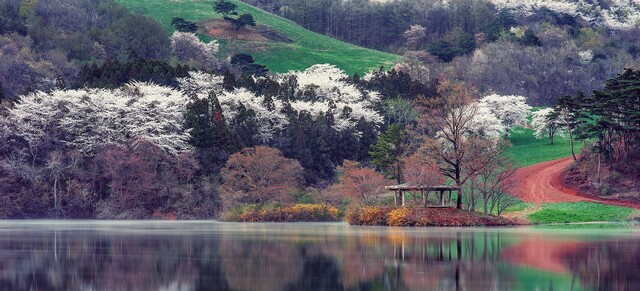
[
  {"left": 219, "top": 239, "right": 302, "bottom": 291},
  {"left": 0, "top": 230, "right": 222, "bottom": 290},
  {"left": 565, "top": 240, "right": 640, "bottom": 290},
  {"left": 0, "top": 225, "right": 524, "bottom": 291}
]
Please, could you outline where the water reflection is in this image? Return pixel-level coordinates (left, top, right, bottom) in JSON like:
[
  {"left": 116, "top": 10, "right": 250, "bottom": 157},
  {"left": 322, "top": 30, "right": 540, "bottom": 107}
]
[{"left": 0, "top": 222, "right": 638, "bottom": 290}]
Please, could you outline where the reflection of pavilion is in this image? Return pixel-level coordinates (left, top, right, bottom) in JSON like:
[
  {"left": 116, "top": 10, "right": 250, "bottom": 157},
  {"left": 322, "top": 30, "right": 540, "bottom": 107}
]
[{"left": 385, "top": 183, "right": 462, "bottom": 207}]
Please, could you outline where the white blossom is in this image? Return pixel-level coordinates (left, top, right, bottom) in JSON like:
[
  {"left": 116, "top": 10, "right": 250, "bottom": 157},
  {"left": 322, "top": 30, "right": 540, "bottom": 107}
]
[
  {"left": 468, "top": 104, "right": 506, "bottom": 140},
  {"left": 478, "top": 94, "right": 532, "bottom": 133},
  {"left": 531, "top": 107, "right": 565, "bottom": 139},
  {"left": 170, "top": 31, "right": 221, "bottom": 70},
  {"left": 8, "top": 82, "right": 192, "bottom": 155},
  {"left": 280, "top": 64, "right": 384, "bottom": 132},
  {"left": 219, "top": 88, "right": 288, "bottom": 142},
  {"left": 489, "top": 0, "right": 640, "bottom": 30},
  {"left": 437, "top": 102, "right": 505, "bottom": 142},
  {"left": 578, "top": 49, "right": 593, "bottom": 64},
  {"left": 177, "top": 71, "right": 225, "bottom": 96}
]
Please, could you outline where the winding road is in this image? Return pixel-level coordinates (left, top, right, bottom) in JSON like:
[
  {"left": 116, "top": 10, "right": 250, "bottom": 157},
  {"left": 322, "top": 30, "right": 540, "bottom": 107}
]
[{"left": 509, "top": 157, "right": 640, "bottom": 209}]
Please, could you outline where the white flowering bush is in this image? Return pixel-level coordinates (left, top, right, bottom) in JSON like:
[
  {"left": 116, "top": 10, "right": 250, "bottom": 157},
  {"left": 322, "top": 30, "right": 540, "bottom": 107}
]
[
  {"left": 8, "top": 82, "right": 191, "bottom": 155},
  {"left": 170, "top": 31, "right": 221, "bottom": 70},
  {"left": 219, "top": 88, "right": 288, "bottom": 142},
  {"left": 280, "top": 64, "right": 384, "bottom": 132},
  {"left": 478, "top": 94, "right": 532, "bottom": 133},
  {"left": 490, "top": 0, "right": 640, "bottom": 30},
  {"left": 531, "top": 107, "right": 565, "bottom": 140}
]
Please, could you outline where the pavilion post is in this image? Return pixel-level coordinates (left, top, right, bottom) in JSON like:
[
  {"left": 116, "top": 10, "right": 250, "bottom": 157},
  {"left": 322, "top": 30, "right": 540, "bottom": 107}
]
[
  {"left": 448, "top": 190, "right": 452, "bottom": 207},
  {"left": 422, "top": 190, "right": 427, "bottom": 207},
  {"left": 394, "top": 190, "right": 398, "bottom": 206},
  {"left": 440, "top": 190, "right": 444, "bottom": 206},
  {"left": 401, "top": 190, "right": 405, "bottom": 207}
]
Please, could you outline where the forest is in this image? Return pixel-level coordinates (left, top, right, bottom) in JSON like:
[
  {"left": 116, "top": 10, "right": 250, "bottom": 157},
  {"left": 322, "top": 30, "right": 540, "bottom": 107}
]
[{"left": 0, "top": 0, "right": 638, "bottom": 220}]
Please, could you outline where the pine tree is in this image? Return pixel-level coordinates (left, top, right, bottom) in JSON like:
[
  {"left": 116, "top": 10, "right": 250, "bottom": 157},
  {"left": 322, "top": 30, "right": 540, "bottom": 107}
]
[{"left": 370, "top": 124, "right": 405, "bottom": 183}]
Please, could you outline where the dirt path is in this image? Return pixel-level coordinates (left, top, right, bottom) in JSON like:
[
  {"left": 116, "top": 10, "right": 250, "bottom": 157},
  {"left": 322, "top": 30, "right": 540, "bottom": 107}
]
[{"left": 508, "top": 157, "right": 640, "bottom": 209}]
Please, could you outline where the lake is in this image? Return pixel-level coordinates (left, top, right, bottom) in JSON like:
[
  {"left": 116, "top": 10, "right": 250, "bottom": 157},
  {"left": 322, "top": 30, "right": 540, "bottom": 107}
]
[{"left": 0, "top": 221, "right": 639, "bottom": 290}]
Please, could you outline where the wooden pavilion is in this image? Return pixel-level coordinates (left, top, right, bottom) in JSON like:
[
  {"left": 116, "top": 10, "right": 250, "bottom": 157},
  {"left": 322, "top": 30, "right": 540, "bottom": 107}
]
[{"left": 385, "top": 182, "right": 462, "bottom": 207}]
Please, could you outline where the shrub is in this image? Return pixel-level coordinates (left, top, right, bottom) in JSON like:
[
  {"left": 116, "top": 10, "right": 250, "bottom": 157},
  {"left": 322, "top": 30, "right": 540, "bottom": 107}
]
[
  {"left": 223, "top": 204, "right": 339, "bottom": 222},
  {"left": 386, "top": 207, "right": 413, "bottom": 226},
  {"left": 345, "top": 206, "right": 391, "bottom": 226}
]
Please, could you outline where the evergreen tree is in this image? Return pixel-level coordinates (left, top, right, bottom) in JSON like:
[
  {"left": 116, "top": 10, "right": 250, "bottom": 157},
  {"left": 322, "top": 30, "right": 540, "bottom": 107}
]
[
  {"left": 370, "top": 124, "right": 405, "bottom": 183},
  {"left": 214, "top": 0, "right": 237, "bottom": 17},
  {"left": 0, "top": 79, "right": 5, "bottom": 101},
  {"left": 171, "top": 17, "right": 198, "bottom": 33},
  {"left": 233, "top": 13, "right": 256, "bottom": 30},
  {"left": 554, "top": 93, "right": 583, "bottom": 160},
  {"left": 520, "top": 28, "right": 541, "bottom": 46},
  {"left": 185, "top": 92, "right": 239, "bottom": 174}
]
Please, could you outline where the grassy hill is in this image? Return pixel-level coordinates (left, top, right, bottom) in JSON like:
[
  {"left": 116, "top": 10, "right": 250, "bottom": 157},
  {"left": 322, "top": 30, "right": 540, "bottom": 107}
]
[{"left": 115, "top": 0, "right": 400, "bottom": 75}]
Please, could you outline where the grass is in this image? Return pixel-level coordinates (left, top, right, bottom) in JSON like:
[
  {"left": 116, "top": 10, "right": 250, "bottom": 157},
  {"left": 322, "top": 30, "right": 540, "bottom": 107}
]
[
  {"left": 527, "top": 202, "right": 633, "bottom": 224},
  {"left": 506, "top": 125, "right": 584, "bottom": 167},
  {"left": 115, "top": 0, "right": 400, "bottom": 75}
]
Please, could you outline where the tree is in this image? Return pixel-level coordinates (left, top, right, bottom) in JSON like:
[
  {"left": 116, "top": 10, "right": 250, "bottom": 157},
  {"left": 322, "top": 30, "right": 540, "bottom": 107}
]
[
  {"left": 478, "top": 94, "right": 531, "bottom": 136},
  {"left": 170, "top": 32, "right": 220, "bottom": 71},
  {"left": 220, "top": 146, "right": 305, "bottom": 208},
  {"left": 184, "top": 91, "right": 239, "bottom": 175},
  {"left": 531, "top": 108, "right": 563, "bottom": 144},
  {"left": 471, "top": 150, "right": 516, "bottom": 215},
  {"left": 554, "top": 93, "right": 582, "bottom": 160},
  {"left": 420, "top": 81, "right": 507, "bottom": 209},
  {"left": 283, "top": 64, "right": 383, "bottom": 133},
  {"left": 230, "top": 53, "right": 268, "bottom": 76},
  {"left": 171, "top": 17, "right": 198, "bottom": 33},
  {"left": 520, "top": 28, "right": 541, "bottom": 46},
  {"left": 402, "top": 153, "right": 442, "bottom": 186},
  {"left": 421, "top": 81, "right": 476, "bottom": 209},
  {"left": 214, "top": 0, "right": 237, "bottom": 17},
  {"left": 330, "top": 160, "right": 387, "bottom": 206},
  {"left": 8, "top": 82, "right": 192, "bottom": 155},
  {"left": 370, "top": 124, "right": 405, "bottom": 183},
  {"left": 233, "top": 13, "right": 256, "bottom": 30},
  {"left": 403, "top": 24, "right": 426, "bottom": 49}
]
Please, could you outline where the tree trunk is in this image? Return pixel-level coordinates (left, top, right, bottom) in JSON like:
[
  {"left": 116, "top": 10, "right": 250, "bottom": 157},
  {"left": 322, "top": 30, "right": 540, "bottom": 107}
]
[{"left": 568, "top": 126, "right": 577, "bottom": 161}]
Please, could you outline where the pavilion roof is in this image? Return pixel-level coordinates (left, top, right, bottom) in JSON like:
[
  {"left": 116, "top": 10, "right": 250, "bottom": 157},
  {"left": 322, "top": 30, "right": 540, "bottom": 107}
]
[{"left": 384, "top": 182, "right": 461, "bottom": 191}]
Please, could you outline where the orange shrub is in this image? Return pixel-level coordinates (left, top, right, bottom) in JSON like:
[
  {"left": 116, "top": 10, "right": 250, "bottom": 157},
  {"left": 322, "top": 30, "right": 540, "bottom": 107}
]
[
  {"left": 226, "top": 204, "right": 340, "bottom": 222},
  {"left": 346, "top": 206, "right": 391, "bottom": 226},
  {"left": 386, "top": 207, "right": 413, "bottom": 226}
]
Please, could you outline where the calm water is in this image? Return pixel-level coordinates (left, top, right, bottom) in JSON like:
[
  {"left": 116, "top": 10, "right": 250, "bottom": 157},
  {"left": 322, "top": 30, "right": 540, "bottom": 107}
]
[{"left": 0, "top": 221, "right": 639, "bottom": 291}]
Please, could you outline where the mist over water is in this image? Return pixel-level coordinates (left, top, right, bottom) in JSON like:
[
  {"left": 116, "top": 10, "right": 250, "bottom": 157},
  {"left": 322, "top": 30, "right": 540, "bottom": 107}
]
[{"left": 0, "top": 221, "right": 638, "bottom": 290}]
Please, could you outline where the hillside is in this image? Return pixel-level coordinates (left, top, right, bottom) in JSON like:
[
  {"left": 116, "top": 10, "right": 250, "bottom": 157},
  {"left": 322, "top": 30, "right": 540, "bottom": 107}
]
[{"left": 114, "top": 0, "right": 400, "bottom": 75}]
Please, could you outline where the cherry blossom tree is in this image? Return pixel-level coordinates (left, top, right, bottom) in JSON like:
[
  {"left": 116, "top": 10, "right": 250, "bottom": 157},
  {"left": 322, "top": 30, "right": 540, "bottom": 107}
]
[
  {"left": 219, "top": 88, "right": 288, "bottom": 142},
  {"left": 279, "top": 64, "right": 384, "bottom": 132},
  {"left": 531, "top": 108, "right": 564, "bottom": 144},
  {"left": 170, "top": 31, "right": 221, "bottom": 71},
  {"left": 490, "top": 0, "right": 640, "bottom": 30},
  {"left": 478, "top": 94, "right": 531, "bottom": 135},
  {"left": 403, "top": 24, "right": 427, "bottom": 49},
  {"left": 8, "top": 82, "right": 192, "bottom": 155}
]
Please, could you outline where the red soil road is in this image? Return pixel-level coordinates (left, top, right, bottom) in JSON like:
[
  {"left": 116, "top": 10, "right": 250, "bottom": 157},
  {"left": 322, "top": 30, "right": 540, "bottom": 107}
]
[{"left": 509, "top": 157, "right": 640, "bottom": 209}]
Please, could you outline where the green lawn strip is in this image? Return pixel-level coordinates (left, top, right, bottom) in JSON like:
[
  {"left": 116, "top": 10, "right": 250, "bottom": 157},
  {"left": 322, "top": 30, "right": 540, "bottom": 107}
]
[
  {"left": 115, "top": 0, "right": 400, "bottom": 75},
  {"left": 527, "top": 202, "right": 633, "bottom": 224}
]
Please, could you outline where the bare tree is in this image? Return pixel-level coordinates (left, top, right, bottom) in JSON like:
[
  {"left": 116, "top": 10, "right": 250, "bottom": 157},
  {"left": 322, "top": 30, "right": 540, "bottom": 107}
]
[
  {"left": 220, "top": 146, "right": 305, "bottom": 208},
  {"left": 420, "top": 81, "right": 478, "bottom": 209}
]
